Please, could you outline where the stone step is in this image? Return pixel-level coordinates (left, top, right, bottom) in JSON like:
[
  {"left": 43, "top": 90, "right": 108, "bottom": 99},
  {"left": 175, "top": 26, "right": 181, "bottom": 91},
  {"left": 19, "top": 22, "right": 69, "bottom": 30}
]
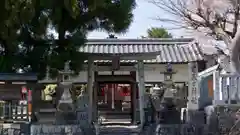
[
  {"left": 99, "top": 130, "right": 139, "bottom": 135},
  {"left": 98, "top": 124, "right": 157, "bottom": 135},
  {"left": 99, "top": 125, "right": 140, "bottom": 135},
  {"left": 99, "top": 132, "right": 139, "bottom": 135}
]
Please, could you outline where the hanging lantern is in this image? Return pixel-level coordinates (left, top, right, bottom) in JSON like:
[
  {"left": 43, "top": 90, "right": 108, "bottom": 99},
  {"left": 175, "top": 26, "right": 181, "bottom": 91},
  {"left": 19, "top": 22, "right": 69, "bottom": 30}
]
[
  {"left": 21, "top": 86, "right": 27, "bottom": 93},
  {"left": 121, "top": 86, "right": 129, "bottom": 96}
]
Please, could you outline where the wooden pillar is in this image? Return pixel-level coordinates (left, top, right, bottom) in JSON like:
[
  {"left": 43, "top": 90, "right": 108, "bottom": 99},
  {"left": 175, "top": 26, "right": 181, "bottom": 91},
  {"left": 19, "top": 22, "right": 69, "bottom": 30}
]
[
  {"left": 87, "top": 58, "right": 94, "bottom": 123},
  {"left": 111, "top": 84, "right": 114, "bottom": 109},
  {"left": 137, "top": 60, "right": 145, "bottom": 125},
  {"left": 131, "top": 82, "right": 137, "bottom": 124},
  {"left": 92, "top": 72, "right": 98, "bottom": 122},
  {"left": 92, "top": 81, "right": 98, "bottom": 122}
]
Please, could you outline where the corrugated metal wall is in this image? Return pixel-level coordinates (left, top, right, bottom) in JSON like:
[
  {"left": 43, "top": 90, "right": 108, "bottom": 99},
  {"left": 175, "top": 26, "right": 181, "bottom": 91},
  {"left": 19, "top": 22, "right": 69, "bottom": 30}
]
[{"left": 199, "top": 75, "right": 213, "bottom": 109}]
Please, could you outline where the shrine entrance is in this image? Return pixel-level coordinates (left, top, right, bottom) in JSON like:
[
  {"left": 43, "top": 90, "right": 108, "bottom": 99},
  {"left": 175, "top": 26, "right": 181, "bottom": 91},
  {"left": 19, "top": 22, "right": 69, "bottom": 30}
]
[
  {"left": 94, "top": 72, "right": 138, "bottom": 124},
  {"left": 97, "top": 82, "right": 132, "bottom": 124},
  {"left": 84, "top": 43, "right": 162, "bottom": 127}
]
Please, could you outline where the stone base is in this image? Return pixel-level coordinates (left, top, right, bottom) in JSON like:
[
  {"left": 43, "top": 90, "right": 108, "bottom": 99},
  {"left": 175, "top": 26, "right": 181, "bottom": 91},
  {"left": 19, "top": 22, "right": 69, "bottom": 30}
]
[
  {"left": 57, "top": 102, "right": 74, "bottom": 112},
  {"left": 55, "top": 111, "right": 77, "bottom": 125},
  {"left": 186, "top": 109, "right": 206, "bottom": 124}
]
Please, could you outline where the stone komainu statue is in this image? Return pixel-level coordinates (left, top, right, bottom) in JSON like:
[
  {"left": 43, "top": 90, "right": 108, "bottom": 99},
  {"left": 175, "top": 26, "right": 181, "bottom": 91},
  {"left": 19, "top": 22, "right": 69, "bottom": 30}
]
[
  {"left": 70, "top": 84, "right": 87, "bottom": 103},
  {"left": 42, "top": 84, "right": 57, "bottom": 101}
]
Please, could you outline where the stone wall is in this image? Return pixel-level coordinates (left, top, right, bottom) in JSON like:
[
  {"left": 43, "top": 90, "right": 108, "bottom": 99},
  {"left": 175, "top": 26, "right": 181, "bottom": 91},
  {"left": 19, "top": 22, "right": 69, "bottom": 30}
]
[
  {"left": 185, "top": 105, "right": 240, "bottom": 134},
  {"left": 205, "top": 105, "right": 240, "bottom": 134}
]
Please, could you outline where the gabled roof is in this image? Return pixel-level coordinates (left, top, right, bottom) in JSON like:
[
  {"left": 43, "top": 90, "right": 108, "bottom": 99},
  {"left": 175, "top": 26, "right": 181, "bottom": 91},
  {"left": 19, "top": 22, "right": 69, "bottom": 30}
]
[{"left": 79, "top": 38, "right": 204, "bottom": 63}]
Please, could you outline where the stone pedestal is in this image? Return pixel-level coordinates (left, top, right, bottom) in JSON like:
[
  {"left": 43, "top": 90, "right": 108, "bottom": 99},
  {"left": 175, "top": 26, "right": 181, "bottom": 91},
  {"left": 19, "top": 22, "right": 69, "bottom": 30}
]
[
  {"left": 159, "top": 98, "right": 181, "bottom": 124},
  {"left": 75, "top": 92, "right": 89, "bottom": 126}
]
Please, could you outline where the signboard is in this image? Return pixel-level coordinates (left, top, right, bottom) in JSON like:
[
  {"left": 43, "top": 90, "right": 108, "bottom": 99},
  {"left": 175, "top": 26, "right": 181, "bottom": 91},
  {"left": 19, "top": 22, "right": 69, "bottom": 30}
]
[{"left": 112, "top": 56, "right": 120, "bottom": 70}]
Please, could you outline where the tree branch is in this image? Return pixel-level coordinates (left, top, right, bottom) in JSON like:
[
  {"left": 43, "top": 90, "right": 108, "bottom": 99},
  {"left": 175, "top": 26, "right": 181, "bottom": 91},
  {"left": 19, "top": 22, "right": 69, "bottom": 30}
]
[{"left": 149, "top": 0, "right": 235, "bottom": 46}]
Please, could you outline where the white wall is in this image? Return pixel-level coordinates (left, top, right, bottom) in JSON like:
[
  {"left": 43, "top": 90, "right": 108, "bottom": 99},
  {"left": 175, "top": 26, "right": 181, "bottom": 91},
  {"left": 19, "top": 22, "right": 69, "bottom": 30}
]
[
  {"left": 64, "top": 64, "right": 189, "bottom": 83},
  {"left": 136, "top": 64, "right": 189, "bottom": 82}
]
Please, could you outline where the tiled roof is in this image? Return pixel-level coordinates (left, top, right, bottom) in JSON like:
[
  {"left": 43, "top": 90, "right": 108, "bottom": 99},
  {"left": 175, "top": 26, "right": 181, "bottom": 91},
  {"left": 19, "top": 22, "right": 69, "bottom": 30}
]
[
  {"left": 79, "top": 38, "right": 204, "bottom": 63},
  {"left": 0, "top": 73, "right": 37, "bottom": 81}
]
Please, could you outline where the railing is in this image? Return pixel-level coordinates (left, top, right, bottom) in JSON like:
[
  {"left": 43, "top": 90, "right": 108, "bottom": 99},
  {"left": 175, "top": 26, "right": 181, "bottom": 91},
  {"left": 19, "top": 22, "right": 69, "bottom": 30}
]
[
  {"left": 0, "top": 127, "right": 23, "bottom": 135},
  {"left": 214, "top": 73, "right": 240, "bottom": 106},
  {"left": 0, "top": 104, "right": 30, "bottom": 123}
]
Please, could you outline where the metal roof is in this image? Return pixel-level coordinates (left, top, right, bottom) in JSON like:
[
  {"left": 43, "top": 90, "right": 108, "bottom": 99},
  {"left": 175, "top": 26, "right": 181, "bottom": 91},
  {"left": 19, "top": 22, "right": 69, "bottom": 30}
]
[{"left": 80, "top": 38, "right": 204, "bottom": 63}]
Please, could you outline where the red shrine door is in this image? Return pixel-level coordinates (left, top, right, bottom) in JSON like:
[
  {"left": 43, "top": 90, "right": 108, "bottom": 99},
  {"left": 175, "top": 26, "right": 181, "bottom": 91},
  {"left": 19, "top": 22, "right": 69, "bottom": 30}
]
[{"left": 94, "top": 71, "right": 138, "bottom": 123}]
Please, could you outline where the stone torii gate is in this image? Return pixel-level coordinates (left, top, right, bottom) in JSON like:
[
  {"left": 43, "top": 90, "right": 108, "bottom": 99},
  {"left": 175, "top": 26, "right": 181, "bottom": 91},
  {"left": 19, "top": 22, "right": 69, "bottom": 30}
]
[{"left": 86, "top": 51, "right": 161, "bottom": 126}]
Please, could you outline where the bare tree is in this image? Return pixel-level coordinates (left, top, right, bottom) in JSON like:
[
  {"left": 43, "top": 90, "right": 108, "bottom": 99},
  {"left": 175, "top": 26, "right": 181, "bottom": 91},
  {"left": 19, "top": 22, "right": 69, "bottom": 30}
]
[{"left": 149, "top": 0, "right": 240, "bottom": 73}]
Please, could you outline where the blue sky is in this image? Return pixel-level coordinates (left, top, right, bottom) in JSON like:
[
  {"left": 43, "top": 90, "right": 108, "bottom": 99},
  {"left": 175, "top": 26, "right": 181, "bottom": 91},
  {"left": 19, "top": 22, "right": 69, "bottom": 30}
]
[{"left": 87, "top": 0, "right": 183, "bottom": 39}]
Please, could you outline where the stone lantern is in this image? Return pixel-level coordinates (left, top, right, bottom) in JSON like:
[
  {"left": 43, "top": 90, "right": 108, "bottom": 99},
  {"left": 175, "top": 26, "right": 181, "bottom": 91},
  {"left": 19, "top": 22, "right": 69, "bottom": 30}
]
[
  {"left": 158, "top": 63, "right": 181, "bottom": 124},
  {"left": 55, "top": 62, "right": 76, "bottom": 124},
  {"left": 161, "top": 63, "right": 176, "bottom": 99},
  {"left": 57, "top": 62, "right": 74, "bottom": 112}
]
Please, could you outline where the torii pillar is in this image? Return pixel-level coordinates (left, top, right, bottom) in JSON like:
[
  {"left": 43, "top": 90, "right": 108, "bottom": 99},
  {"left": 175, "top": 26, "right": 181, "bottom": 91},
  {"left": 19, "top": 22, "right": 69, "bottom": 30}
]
[
  {"left": 87, "top": 58, "right": 94, "bottom": 124},
  {"left": 137, "top": 60, "right": 145, "bottom": 126}
]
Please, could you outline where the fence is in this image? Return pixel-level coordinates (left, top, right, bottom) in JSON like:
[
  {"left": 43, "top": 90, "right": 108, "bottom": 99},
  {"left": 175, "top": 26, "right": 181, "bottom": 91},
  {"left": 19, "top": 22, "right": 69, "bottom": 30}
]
[
  {"left": 0, "top": 103, "right": 30, "bottom": 123},
  {"left": 0, "top": 128, "right": 22, "bottom": 135}
]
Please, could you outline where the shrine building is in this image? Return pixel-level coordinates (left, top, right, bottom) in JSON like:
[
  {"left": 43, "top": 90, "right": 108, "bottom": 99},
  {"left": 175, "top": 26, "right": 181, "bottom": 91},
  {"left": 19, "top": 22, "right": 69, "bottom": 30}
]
[{"left": 38, "top": 38, "right": 207, "bottom": 125}]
